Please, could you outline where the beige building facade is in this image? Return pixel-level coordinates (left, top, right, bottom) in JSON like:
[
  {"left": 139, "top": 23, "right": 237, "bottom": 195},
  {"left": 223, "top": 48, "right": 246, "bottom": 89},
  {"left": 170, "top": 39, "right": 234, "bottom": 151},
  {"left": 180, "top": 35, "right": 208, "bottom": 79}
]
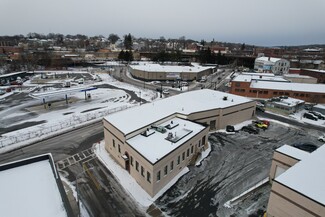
[
  {"left": 129, "top": 63, "right": 214, "bottom": 81},
  {"left": 103, "top": 89, "right": 255, "bottom": 197},
  {"left": 267, "top": 145, "right": 325, "bottom": 217}
]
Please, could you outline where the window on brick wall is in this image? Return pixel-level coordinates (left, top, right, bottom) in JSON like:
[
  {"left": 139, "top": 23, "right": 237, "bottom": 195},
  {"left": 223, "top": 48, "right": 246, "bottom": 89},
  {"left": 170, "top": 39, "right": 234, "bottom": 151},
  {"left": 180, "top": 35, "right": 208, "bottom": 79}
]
[
  {"left": 157, "top": 171, "right": 161, "bottom": 181},
  {"left": 147, "top": 171, "right": 151, "bottom": 183},
  {"left": 164, "top": 165, "right": 168, "bottom": 176},
  {"left": 170, "top": 161, "right": 174, "bottom": 171},
  {"left": 136, "top": 161, "right": 139, "bottom": 171},
  {"left": 141, "top": 166, "right": 145, "bottom": 177}
]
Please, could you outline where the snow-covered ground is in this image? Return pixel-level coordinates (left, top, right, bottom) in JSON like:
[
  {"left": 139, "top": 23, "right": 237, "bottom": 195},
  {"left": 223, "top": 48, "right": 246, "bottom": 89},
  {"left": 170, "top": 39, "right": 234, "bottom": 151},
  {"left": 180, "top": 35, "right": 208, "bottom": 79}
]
[
  {"left": 94, "top": 140, "right": 211, "bottom": 210},
  {"left": 0, "top": 72, "right": 157, "bottom": 153},
  {"left": 289, "top": 109, "right": 325, "bottom": 126}
]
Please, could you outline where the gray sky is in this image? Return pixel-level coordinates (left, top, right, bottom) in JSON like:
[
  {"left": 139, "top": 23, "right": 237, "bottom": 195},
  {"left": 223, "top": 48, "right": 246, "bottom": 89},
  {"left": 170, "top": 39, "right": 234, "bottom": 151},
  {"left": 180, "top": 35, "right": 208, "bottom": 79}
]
[{"left": 2, "top": 0, "right": 325, "bottom": 46}]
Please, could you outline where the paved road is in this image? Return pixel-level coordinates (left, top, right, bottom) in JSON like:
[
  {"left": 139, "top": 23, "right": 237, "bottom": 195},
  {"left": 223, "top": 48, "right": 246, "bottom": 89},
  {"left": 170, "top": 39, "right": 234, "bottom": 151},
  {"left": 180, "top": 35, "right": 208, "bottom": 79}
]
[
  {"left": 0, "top": 121, "right": 103, "bottom": 164},
  {"left": 257, "top": 110, "right": 325, "bottom": 131}
]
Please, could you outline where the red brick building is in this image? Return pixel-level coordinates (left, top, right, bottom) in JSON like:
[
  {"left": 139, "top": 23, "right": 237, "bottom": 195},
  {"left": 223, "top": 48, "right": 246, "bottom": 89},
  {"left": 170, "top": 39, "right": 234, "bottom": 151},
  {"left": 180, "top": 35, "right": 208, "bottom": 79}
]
[
  {"left": 289, "top": 68, "right": 325, "bottom": 83},
  {"left": 230, "top": 73, "right": 325, "bottom": 103}
]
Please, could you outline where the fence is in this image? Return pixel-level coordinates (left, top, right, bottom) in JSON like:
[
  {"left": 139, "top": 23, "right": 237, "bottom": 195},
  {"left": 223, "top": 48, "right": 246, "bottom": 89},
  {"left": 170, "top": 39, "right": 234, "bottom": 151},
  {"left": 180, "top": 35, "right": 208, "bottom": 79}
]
[{"left": 0, "top": 105, "right": 134, "bottom": 149}]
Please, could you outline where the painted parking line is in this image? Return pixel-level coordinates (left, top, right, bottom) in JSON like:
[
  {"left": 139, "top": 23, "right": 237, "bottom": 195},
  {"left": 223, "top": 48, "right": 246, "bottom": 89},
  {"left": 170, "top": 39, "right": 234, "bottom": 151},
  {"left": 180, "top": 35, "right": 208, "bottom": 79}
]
[{"left": 56, "top": 148, "right": 95, "bottom": 170}]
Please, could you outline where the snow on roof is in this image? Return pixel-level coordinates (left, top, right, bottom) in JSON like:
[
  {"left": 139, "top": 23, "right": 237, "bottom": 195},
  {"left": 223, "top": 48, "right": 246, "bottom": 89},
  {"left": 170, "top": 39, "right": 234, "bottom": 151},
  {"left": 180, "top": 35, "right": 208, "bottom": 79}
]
[
  {"left": 275, "top": 144, "right": 325, "bottom": 205},
  {"left": 0, "top": 71, "right": 28, "bottom": 78},
  {"left": 127, "top": 118, "right": 205, "bottom": 164},
  {"left": 130, "top": 63, "right": 213, "bottom": 73},
  {"left": 272, "top": 97, "right": 305, "bottom": 107},
  {"left": 314, "top": 104, "right": 325, "bottom": 110},
  {"left": 105, "top": 89, "right": 252, "bottom": 135},
  {"left": 250, "top": 80, "right": 325, "bottom": 93},
  {"left": 276, "top": 145, "right": 310, "bottom": 161},
  {"left": 284, "top": 74, "right": 314, "bottom": 79},
  {"left": 0, "top": 155, "right": 68, "bottom": 217},
  {"left": 303, "top": 69, "right": 325, "bottom": 74},
  {"left": 256, "top": 57, "right": 283, "bottom": 63},
  {"left": 232, "top": 73, "right": 288, "bottom": 82}
]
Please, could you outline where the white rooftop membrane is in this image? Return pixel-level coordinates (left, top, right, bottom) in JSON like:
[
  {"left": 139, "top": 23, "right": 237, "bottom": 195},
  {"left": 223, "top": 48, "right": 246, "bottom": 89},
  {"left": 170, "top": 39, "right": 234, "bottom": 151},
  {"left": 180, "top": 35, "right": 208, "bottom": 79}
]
[
  {"left": 0, "top": 160, "right": 67, "bottom": 217},
  {"left": 275, "top": 144, "right": 325, "bottom": 205},
  {"left": 105, "top": 89, "right": 253, "bottom": 135},
  {"left": 127, "top": 118, "right": 206, "bottom": 164}
]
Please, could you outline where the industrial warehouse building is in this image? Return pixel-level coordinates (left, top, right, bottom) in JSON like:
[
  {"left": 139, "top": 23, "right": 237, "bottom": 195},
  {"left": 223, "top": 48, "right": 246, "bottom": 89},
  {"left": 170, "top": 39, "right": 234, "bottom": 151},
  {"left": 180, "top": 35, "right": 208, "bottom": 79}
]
[
  {"left": 103, "top": 89, "right": 255, "bottom": 196},
  {"left": 230, "top": 73, "right": 325, "bottom": 103},
  {"left": 129, "top": 63, "right": 214, "bottom": 81},
  {"left": 267, "top": 144, "right": 325, "bottom": 216}
]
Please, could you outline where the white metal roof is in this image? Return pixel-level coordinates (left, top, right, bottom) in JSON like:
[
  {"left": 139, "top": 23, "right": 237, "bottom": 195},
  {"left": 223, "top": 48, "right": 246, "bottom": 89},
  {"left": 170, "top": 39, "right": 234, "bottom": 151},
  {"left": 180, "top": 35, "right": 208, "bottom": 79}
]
[
  {"left": 275, "top": 144, "right": 325, "bottom": 205},
  {"left": 232, "top": 74, "right": 288, "bottom": 82},
  {"left": 250, "top": 80, "right": 325, "bottom": 93},
  {"left": 272, "top": 97, "right": 305, "bottom": 107},
  {"left": 105, "top": 89, "right": 253, "bottom": 135},
  {"left": 276, "top": 145, "right": 310, "bottom": 161},
  {"left": 130, "top": 63, "right": 213, "bottom": 73},
  {"left": 127, "top": 117, "right": 205, "bottom": 164}
]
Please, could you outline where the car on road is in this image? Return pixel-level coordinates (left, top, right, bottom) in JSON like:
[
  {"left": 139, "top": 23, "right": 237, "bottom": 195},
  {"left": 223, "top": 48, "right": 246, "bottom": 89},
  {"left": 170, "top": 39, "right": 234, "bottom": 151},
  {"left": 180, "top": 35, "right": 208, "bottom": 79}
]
[
  {"left": 162, "top": 89, "right": 169, "bottom": 95},
  {"left": 319, "top": 135, "right": 325, "bottom": 142},
  {"left": 292, "top": 143, "right": 318, "bottom": 153},
  {"left": 308, "top": 111, "right": 325, "bottom": 120},
  {"left": 303, "top": 112, "right": 318, "bottom": 121},
  {"left": 241, "top": 125, "right": 259, "bottom": 134}
]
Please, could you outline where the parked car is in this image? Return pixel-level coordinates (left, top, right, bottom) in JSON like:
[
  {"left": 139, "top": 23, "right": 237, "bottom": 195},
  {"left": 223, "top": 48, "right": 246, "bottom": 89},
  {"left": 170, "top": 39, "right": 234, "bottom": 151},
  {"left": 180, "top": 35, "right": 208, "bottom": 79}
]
[
  {"left": 241, "top": 125, "right": 259, "bottom": 134},
  {"left": 261, "top": 120, "right": 270, "bottom": 127},
  {"left": 318, "top": 135, "right": 325, "bottom": 142},
  {"left": 162, "top": 89, "right": 169, "bottom": 95},
  {"left": 308, "top": 111, "right": 325, "bottom": 120},
  {"left": 256, "top": 106, "right": 265, "bottom": 112},
  {"left": 292, "top": 143, "right": 318, "bottom": 153},
  {"left": 303, "top": 112, "right": 318, "bottom": 121},
  {"left": 226, "top": 125, "right": 235, "bottom": 132},
  {"left": 253, "top": 121, "right": 268, "bottom": 130}
]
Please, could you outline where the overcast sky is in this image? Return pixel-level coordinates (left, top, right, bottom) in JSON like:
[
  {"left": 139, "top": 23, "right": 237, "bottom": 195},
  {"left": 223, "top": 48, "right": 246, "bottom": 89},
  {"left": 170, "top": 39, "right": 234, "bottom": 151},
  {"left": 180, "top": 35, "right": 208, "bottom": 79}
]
[{"left": 2, "top": 0, "right": 325, "bottom": 46}]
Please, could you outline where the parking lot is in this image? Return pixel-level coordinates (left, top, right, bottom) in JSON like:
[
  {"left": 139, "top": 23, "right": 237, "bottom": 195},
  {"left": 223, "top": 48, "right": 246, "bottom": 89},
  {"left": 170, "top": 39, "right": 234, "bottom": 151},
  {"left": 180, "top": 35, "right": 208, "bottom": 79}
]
[{"left": 155, "top": 120, "right": 323, "bottom": 217}]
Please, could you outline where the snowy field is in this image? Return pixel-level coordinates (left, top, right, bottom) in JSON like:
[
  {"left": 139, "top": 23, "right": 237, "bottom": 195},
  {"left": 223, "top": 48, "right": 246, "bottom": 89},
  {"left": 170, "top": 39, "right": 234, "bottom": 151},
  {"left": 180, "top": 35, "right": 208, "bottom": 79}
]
[{"left": 0, "top": 71, "right": 157, "bottom": 153}]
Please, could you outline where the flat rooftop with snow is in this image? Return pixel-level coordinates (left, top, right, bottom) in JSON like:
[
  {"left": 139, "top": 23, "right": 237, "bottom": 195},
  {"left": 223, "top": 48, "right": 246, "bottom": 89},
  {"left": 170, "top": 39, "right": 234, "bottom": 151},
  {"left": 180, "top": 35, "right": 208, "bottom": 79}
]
[{"left": 0, "top": 154, "right": 73, "bottom": 217}]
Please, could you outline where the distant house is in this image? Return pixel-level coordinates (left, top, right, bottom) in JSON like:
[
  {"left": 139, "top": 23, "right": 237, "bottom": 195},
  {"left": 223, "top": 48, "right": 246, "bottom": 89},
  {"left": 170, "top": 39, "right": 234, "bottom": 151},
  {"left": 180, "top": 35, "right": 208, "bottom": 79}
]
[
  {"left": 254, "top": 57, "right": 290, "bottom": 75},
  {"left": 0, "top": 154, "right": 73, "bottom": 217},
  {"left": 267, "top": 144, "right": 325, "bottom": 216},
  {"left": 266, "top": 97, "right": 305, "bottom": 115}
]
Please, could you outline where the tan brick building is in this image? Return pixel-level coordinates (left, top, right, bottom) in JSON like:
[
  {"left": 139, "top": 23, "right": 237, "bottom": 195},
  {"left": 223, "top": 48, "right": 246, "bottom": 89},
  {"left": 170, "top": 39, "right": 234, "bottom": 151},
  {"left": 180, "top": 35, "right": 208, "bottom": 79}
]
[
  {"left": 267, "top": 145, "right": 325, "bottom": 217},
  {"left": 103, "top": 89, "right": 255, "bottom": 196}
]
